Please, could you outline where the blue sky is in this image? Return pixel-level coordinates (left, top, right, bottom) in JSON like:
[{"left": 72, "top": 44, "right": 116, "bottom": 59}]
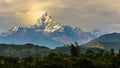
[{"left": 0, "top": 0, "right": 120, "bottom": 33}]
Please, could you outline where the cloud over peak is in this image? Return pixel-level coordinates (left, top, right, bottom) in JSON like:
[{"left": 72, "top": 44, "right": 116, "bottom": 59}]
[{"left": 0, "top": 0, "right": 120, "bottom": 33}]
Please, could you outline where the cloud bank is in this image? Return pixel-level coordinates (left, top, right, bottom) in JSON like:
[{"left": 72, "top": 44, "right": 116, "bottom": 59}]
[{"left": 0, "top": 0, "right": 120, "bottom": 33}]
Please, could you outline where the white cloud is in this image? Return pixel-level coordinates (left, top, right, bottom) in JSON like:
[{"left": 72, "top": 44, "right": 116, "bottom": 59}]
[
  {"left": 0, "top": 0, "right": 120, "bottom": 32},
  {"left": 4, "top": 0, "right": 15, "bottom": 3},
  {"left": 111, "top": 24, "right": 120, "bottom": 28}
]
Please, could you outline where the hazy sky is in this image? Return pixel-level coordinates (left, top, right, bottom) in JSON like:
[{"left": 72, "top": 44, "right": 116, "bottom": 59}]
[{"left": 0, "top": 0, "right": 120, "bottom": 33}]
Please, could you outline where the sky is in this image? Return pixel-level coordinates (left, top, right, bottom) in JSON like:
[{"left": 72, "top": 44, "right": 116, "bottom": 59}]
[{"left": 0, "top": 0, "right": 120, "bottom": 33}]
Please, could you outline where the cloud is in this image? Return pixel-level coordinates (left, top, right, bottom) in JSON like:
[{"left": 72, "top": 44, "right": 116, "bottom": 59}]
[
  {"left": 111, "top": 24, "right": 120, "bottom": 28},
  {"left": 0, "top": 0, "right": 120, "bottom": 33}
]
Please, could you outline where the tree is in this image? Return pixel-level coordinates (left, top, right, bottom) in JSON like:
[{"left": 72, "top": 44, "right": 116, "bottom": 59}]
[
  {"left": 117, "top": 50, "right": 120, "bottom": 56},
  {"left": 76, "top": 59, "right": 95, "bottom": 68},
  {"left": 70, "top": 44, "right": 78, "bottom": 57},
  {"left": 75, "top": 42, "right": 80, "bottom": 56},
  {"left": 110, "top": 49, "right": 115, "bottom": 57},
  {"left": 98, "top": 49, "right": 104, "bottom": 57}
]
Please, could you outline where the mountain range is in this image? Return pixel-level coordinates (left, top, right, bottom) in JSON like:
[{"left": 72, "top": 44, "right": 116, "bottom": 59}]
[
  {"left": 83, "top": 33, "right": 120, "bottom": 51},
  {"left": 0, "top": 33, "right": 119, "bottom": 57},
  {"left": 0, "top": 12, "right": 101, "bottom": 48}
]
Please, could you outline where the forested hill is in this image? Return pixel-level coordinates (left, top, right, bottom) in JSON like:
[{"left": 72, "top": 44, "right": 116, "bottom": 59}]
[
  {"left": 0, "top": 44, "right": 51, "bottom": 57},
  {"left": 0, "top": 41, "right": 119, "bottom": 58},
  {"left": 0, "top": 43, "right": 88, "bottom": 57},
  {"left": 0, "top": 43, "right": 120, "bottom": 68}
]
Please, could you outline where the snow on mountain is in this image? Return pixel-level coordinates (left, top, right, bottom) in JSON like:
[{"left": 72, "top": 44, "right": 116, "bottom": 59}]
[
  {"left": 35, "top": 12, "right": 62, "bottom": 32},
  {"left": 90, "top": 29, "right": 101, "bottom": 37},
  {"left": 0, "top": 12, "right": 102, "bottom": 48},
  {"left": 88, "top": 29, "right": 102, "bottom": 40}
]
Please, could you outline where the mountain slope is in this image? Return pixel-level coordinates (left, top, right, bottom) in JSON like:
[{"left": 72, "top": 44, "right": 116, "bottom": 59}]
[
  {"left": 0, "top": 12, "right": 101, "bottom": 48},
  {"left": 83, "top": 33, "right": 120, "bottom": 51}
]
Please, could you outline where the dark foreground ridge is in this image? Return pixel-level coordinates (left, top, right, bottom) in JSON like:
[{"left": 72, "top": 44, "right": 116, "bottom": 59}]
[{"left": 0, "top": 44, "right": 119, "bottom": 68}]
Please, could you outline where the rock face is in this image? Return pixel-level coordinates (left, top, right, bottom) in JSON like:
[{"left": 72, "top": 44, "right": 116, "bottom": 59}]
[{"left": 0, "top": 12, "right": 101, "bottom": 48}]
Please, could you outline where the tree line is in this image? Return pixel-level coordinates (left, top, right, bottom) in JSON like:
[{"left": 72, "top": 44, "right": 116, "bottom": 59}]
[{"left": 0, "top": 43, "right": 120, "bottom": 68}]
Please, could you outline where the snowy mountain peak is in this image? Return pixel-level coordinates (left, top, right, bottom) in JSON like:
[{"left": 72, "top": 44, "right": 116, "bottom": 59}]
[
  {"left": 36, "top": 12, "right": 54, "bottom": 26},
  {"left": 41, "top": 12, "right": 49, "bottom": 18},
  {"left": 0, "top": 12, "right": 103, "bottom": 48},
  {"left": 89, "top": 29, "right": 102, "bottom": 38},
  {"left": 12, "top": 27, "right": 19, "bottom": 32},
  {"left": 34, "top": 12, "right": 62, "bottom": 32}
]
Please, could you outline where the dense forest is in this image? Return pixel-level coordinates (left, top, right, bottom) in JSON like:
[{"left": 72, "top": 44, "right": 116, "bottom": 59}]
[
  {"left": 0, "top": 43, "right": 120, "bottom": 68},
  {"left": 0, "top": 43, "right": 88, "bottom": 57}
]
